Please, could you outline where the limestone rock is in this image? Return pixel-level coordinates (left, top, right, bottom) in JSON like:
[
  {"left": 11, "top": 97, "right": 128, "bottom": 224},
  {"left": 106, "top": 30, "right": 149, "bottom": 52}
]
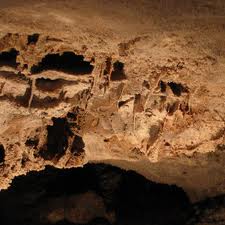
[{"left": 0, "top": 0, "right": 224, "bottom": 203}]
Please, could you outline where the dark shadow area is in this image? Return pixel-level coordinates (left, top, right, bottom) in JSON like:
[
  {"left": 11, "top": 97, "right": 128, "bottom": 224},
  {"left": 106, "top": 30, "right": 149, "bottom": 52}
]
[
  {"left": 40, "top": 117, "right": 73, "bottom": 160},
  {"left": 158, "top": 81, "right": 189, "bottom": 97},
  {"left": 53, "top": 219, "right": 111, "bottom": 225},
  {"left": 0, "top": 71, "right": 29, "bottom": 82},
  {"left": 35, "top": 78, "right": 72, "bottom": 92},
  {"left": 159, "top": 80, "right": 167, "bottom": 93},
  {"left": 25, "top": 136, "right": 39, "bottom": 149},
  {"left": 27, "top": 33, "right": 40, "bottom": 45},
  {"left": 31, "top": 95, "right": 62, "bottom": 108},
  {"left": 71, "top": 135, "right": 85, "bottom": 156},
  {"left": 0, "top": 48, "right": 19, "bottom": 68},
  {"left": 168, "top": 82, "right": 189, "bottom": 96},
  {"left": 189, "top": 194, "right": 225, "bottom": 225},
  {"left": 15, "top": 85, "right": 32, "bottom": 107},
  {"left": 0, "top": 144, "right": 5, "bottom": 163},
  {"left": 0, "top": 85, "right": 31, "bottom": 108},
  {"left": 111, "top": 61, "right": 126, "bottom": 81},
  {"left": 0, "top": 163, "right": 195, "bottom": 225},
  {"left": 31, "top": 52, "right": 94, "bottom": 75}
]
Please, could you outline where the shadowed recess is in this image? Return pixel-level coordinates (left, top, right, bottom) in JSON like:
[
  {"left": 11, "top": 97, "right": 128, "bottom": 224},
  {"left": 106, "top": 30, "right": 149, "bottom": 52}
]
[
  {"left": 0, "top": 163, "right": 194, "bottom": 225},
  {"left": 0, "top": 144, "right": 5, "bottom": 163},
  {"left": 111, "top": 61, "right": 126, "bottom": 81},
  {"left": 0, "top": 48, "right": 19, "bottom": 68},
  {"left": 168, "top": 82, "right": 189, "bottom": 96},
  {"left": 27, "top": 33, "right": 40, "bottom": 45},
  {"left": 35, "top": 78, "right": 72, "bottom": 92},
  {"left": 40, "top": 117, "right": 73, "bottom": 160},
  {"left": 31, "top": 52, "right": 94, "bottom": 75}
]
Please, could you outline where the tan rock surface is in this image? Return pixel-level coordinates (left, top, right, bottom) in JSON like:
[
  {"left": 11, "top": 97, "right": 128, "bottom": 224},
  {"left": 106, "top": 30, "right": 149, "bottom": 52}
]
[{"left": 0, "top": 0, "right": 224, "bottom": 202}]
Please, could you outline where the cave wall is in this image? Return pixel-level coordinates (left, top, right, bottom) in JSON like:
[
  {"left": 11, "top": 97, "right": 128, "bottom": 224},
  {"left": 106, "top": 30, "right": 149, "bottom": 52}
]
[{"left": 0, "top": 0, "right": 224, "bottom": 202}]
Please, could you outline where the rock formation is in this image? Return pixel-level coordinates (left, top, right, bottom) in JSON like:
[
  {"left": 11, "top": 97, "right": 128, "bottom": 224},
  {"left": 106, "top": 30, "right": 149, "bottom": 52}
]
[{"left": 0, "top": 1, "right": 224, "bottom": 224}]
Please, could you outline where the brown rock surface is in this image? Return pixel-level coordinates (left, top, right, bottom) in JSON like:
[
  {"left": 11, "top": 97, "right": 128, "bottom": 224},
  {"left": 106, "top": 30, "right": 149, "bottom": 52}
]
[{"left": 0, "top": 0, "right": 224, "bottom": 204}]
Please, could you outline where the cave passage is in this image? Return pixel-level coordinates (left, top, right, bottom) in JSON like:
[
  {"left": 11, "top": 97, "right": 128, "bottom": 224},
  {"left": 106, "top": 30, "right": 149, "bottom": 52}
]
[
  {"left": 0, "top": 164, "right": 194, "bottom": 225},
  {"left": 31, "top": 52, "right": 94, "bottom": 75}
]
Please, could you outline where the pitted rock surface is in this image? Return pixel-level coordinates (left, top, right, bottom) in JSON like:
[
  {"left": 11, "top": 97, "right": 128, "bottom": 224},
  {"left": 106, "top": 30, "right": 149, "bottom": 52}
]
[{"left": 0, "top": 0, "right": 224, "bottom": 204}]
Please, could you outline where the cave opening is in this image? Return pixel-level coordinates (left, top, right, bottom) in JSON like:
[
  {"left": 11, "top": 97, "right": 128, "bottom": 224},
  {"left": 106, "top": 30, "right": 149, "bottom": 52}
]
[
  {"left": 0, "top": 48, "right": 19, "bottom": 69},
  {"left": 0, "top": 163, "right": 194, "bottom": 225},
  {"left": 31, "top": 52, "right": 94, "bottom": 75}
]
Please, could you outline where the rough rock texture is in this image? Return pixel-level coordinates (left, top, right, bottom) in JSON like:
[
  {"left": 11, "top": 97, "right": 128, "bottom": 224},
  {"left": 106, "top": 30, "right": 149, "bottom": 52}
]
[{"left": 0, "top": 0, "right": 224, "bottom": 203}]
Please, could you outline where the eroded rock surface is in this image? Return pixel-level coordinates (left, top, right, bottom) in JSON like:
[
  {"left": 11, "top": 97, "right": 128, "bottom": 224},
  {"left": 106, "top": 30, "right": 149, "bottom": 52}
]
[{"left": 0, "top": 0, "right": 224, "bottom": 204}]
